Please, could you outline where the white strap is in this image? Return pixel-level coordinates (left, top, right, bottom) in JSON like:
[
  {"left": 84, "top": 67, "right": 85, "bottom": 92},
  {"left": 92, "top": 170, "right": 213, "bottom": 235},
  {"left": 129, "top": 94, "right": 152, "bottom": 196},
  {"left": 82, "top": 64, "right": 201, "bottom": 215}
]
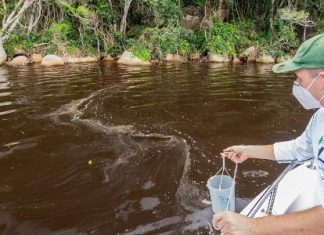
[
  {"left": 215, "top": 153, "right": 238, "bottom": 211},
  {"left": 226, "top": 162, "right": 238, "bottom": 211},
  {"left": 215, "top": 153, "right": 231, "bottom": 176},
  {"left": 306, "top": 74, "right": 319, "bottom": 90},
  {"left": 216, "top": 153, "right": 232, "bottom": 190},
  {"left": 319, "top": 93, "right": 324, "bottom": 103}
]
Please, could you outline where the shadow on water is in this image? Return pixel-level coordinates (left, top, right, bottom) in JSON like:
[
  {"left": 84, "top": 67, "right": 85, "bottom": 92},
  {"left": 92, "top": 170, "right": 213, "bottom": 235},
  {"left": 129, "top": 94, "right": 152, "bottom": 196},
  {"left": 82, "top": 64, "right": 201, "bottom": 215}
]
[{"left": 0, "top": 62, "right": 313, "bottom": 234}]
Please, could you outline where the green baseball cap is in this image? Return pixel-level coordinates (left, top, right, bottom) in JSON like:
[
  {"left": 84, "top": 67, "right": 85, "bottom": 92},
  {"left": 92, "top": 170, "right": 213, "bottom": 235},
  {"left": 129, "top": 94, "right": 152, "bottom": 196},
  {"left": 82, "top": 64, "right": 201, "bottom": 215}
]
[{"left": 272, "top": 34, "right": 324, "bottom": 73}]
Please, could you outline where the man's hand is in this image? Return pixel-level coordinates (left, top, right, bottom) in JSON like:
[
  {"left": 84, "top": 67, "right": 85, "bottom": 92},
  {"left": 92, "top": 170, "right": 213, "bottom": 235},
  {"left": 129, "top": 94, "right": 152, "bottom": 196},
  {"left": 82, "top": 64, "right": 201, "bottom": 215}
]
[
  {"left": 222, "top": 145, "right": 276, "bottom": 163},
  {"left": 222, "top": 145, "right": 250, "bottom": 164},
  {"left": 212, "top": 211, "right": 253, "bottom": 235}
]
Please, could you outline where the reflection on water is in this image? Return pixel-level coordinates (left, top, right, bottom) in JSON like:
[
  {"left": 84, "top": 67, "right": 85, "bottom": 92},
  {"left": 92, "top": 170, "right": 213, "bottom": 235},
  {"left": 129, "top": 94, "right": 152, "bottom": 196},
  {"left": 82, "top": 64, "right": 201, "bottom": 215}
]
[{"left": 0, "top": 62, "right": 313, "bottom": 234}]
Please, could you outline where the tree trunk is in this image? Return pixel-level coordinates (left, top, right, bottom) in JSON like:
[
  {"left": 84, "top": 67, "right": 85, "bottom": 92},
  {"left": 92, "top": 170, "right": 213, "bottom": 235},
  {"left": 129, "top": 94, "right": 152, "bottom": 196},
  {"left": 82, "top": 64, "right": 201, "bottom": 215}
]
[
  {"left": 107, "top": 0, "right": 117, "bottom": 30},
  {"left": 269, "top": 0, "right": 275, "bottom": 30},
  {"left": 119, "top": 0, "right": 133, "bottom": 34},
  {"left": 2, "top": 0, "right": 36, "bottom": 41}
]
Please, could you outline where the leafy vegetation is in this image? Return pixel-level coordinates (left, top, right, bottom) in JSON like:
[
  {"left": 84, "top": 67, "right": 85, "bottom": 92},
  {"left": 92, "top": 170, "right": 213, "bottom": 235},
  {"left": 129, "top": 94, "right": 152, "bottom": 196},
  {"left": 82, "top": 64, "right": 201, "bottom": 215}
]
[
  {"left": 208, "top": 22, "right": 249, "bottom": 56},
  {"left": 0, "top": 0, "right": 323, "bottom": 60}
]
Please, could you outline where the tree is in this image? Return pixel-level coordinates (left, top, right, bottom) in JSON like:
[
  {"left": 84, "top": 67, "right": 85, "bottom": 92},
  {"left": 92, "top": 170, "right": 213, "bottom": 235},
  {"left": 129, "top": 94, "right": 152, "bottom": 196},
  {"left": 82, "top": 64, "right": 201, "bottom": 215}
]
[{"left": 1, "top": 0, "right": 41, "bottom": 41}]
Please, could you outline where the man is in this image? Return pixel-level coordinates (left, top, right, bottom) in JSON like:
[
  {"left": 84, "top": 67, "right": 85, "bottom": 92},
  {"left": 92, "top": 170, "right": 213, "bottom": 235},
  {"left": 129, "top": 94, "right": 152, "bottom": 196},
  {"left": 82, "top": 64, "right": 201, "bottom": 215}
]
[{"left": 212, "top": 34, "right": 324, "bottom": 235}]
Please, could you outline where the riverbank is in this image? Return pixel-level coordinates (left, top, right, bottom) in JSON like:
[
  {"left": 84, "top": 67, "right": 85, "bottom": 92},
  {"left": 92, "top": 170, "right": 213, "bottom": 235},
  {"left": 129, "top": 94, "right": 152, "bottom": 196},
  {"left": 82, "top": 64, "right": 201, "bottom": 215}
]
[
  {"left": 1, "top": 1, "right": 322, "bottom": 68},
  {"left": 1, "top": 47, "right": 291, "bottom": 67}
]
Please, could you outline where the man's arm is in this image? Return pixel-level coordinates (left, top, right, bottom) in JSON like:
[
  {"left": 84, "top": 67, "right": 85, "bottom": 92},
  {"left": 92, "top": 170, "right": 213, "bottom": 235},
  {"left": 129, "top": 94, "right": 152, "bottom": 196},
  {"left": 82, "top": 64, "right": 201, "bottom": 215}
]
[
  {"left": 252, "top": 206, "right": 324, "bottom": 235},
  {"left": 223, "top": 145, "right": 276, "bottom": 163},
  {"left": 223, "top": 112, "right": 318, "bottom": 164},
  {"left": 213, "top": 206, "right": 324, "bottom": 235}
]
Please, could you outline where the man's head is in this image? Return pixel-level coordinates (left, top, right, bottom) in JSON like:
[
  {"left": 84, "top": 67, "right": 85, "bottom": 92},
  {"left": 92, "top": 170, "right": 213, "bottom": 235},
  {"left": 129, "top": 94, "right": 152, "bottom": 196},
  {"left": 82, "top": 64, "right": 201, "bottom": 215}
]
[{"left": 272, "top": 34, "right": 324, "bottom": 109}]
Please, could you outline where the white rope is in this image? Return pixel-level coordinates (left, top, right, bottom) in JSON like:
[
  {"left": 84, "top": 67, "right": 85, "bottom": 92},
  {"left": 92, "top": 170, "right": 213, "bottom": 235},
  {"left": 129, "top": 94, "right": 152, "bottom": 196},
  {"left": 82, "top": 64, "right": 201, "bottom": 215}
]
[
  {"left": 218, "top": 154, "right": 225, "bottom": 190},
  {"left": 214, "top": 153, "right": 238, "bottom": 211},
  {"left": 226, "top": 162, "right": 238, "bottom": 211}
]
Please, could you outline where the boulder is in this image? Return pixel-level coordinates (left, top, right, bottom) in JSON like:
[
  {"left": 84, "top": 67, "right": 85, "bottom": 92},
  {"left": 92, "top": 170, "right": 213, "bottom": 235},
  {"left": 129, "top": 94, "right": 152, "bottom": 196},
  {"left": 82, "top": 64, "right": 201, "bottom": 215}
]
[
  {"left": 233, "top": 56, "right": 243, "bottom": 64},
  {"left": 0, "top": 37, "right": 7, "bottom": 65},
  {"left": 276, "top": 55, "right": 292, "bottom": 63},
  {"left": 8, "top": 56, "right": 30, "bottom": 66},
  {"left": 150, "top": 60, "right": 160, "bottom": 65},
  {"left": 41, "top": 55, "right": 65, "bottom": 66},
  {"left": 64, "top": 56, "right": 98, "bottom": 64},
  {"left": 102, "top": 55, "right": 114, "bottom": 61},
  {"left": 240, "top": 46, "right": 257, "bottom": 62},
  {"left": 188, "top": 53, "right": 201, "bottom": 61},
  {"left": 117, "top": 51, "right": 151, "bottom": 66},
  {"left": 256, "top": 54, "right": 275, "bottom": 63},
  {"left": 30, "top": 54, "right": 43, "bottom": 63},
  {"left": 165, "top": 54, "right": 184, "bottom": 62},
  {"left": 208, "top": 53, "right": 231, "bottom": 63},
  {"left": 13, "top": 49, "right": 27, "bottom": 57}
]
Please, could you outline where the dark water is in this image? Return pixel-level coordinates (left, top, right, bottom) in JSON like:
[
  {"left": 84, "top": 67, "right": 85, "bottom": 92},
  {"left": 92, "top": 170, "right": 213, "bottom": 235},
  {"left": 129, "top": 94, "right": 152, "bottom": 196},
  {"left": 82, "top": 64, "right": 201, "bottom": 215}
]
[{"left": 0, "top": 62, "right": 313, "bottom": 234}]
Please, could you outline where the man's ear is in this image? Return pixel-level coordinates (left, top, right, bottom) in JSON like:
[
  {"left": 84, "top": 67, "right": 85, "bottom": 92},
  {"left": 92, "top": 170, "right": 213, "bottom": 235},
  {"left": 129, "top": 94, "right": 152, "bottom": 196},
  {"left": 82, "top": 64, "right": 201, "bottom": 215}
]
[{"left": 319, "top": 71, "right": 324, "bottom": 80}]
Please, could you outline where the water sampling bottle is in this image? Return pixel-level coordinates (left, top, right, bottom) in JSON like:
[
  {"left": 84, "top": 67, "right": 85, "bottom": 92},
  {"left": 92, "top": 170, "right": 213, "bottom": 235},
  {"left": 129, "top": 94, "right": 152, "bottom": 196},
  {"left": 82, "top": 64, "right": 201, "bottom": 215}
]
[{"left": 206, "top": 153, "right": 238, "bottom": 213}]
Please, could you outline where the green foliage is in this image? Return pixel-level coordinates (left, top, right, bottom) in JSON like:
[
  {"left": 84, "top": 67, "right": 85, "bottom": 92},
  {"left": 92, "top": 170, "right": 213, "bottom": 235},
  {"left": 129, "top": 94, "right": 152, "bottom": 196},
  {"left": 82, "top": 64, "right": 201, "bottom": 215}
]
[
  {"left": 316, "top": 19, "right": 324, "bottom": 33},
  {"left": 0, "top": 6, "right": 6, "bottom": 16},
  {"left": 1, "top": 0, "right": 321, "bottom": 59},
  {"left": 144, "top": 0, "right": 182, "bottom": 27},
  {"left": 107, "top": 32, "right": 128, "bottom": 57},
  {"left": 127, "top": 39, "right": 151, "bottom": 61},
  {"left": 3, "top": 33, "right": 41, "bottom": 55},
  {"left": 56, "top": 1, "right": 93, "bottom": 25},
  {"left": 208, "top": 22, "right": 249, "bottom": 56},
  {"left": 76, "top": 5, "right": 92, "bottom": 18},
  {"left": 46, "top": 21, "right": 73, "bottom": 40},
  {"left": 41, "top": 21, "right": 74, "bottom": 53},
  {"left": 139, "top": 26, "right": 195, "bottom": 59},
  {"left": 188, "top": 29, "right": 208, "bottom": 53},
  {"left": 278, "top": 7, "right": 309, "bottom": 24},
  {"left": 256, "top": 20, "right": 299, "bottom": 57},
  {"left": 3, "top": 34, "right": 21, "bottom": 55},
  {"left": 90, "top": 0, "right": 116, "bottom": 22}
]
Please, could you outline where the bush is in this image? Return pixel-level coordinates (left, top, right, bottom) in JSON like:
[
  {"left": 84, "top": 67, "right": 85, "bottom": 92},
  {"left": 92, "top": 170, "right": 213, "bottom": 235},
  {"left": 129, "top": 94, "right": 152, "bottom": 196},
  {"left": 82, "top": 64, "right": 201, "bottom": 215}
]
[
  {"left": 107, "top": 32, "right": 128, "bottom": 57},
  {"left": 139, "top": 26, "right": 196, "bottom": 59},
  {"left": 207, "top": 22, "right": 250, "bottom": 56},
  {"left": 3, "top": 33, "right": 42, "bottom": 55},
  {"left": 42, "top": 21, "right": 74, "bottom": 42},
  {"left": 138, "top": 0, "right": 182, "bottom": 27},
  {"left": 256, "top": 20, "right": 299, "bottom": 57},
  {"left": 127, "top": 39, "right": 151, "bottom": 61},
  {"left": 316, "top": 19, "right": 324, "bottom": 34}
]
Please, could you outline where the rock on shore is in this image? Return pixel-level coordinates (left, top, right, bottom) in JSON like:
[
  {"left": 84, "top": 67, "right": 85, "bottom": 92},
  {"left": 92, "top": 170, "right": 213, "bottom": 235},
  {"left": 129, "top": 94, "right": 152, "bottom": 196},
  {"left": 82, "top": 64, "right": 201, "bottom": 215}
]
[
  {"left": 256, "top": 54, "right": 275, "bottom": 63},
  {"left": 165, "top": 54, "right": 184, "bottom": 62},
  {"left": 0, "top": 37, "right": 7, "bottom": 66},
  {"left": 117, "top": 51, "right": 151, "bottom": 66},
  {"left": 30, "top": 54, "right": 43, "bottom": 63},
  {"left": 8, "top": 56, "right": 30, "bottom": 66},
  {"left": 64, "top": 56, "right": 98, "bottom": 64},
  {"left": 208, "top": 53, "right": 231, "bottom": 63},
  {"left": 41, "top": 55, "right": 65, "bottom": 66}
]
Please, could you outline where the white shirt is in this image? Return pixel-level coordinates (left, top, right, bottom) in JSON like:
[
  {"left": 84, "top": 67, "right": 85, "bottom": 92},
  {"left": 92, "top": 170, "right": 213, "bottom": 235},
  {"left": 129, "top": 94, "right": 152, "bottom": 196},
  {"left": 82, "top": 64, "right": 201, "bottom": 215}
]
[{"left": 274, "top": 107, "right": 324, "bottom": 207}]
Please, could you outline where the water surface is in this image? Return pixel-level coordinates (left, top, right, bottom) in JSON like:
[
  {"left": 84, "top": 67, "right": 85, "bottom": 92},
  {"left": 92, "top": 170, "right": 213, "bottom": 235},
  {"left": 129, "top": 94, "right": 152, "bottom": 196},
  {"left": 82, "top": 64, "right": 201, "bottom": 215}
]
[{"left": 0, "top": 62, "right": 312, "bottom": 234}]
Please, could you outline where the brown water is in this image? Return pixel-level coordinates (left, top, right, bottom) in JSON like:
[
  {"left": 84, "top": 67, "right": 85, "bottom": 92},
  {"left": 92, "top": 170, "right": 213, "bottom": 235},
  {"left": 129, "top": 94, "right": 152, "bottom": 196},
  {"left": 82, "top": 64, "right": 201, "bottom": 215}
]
[{"left": 0, "top": 62, "right": 313, "bottom": 234}]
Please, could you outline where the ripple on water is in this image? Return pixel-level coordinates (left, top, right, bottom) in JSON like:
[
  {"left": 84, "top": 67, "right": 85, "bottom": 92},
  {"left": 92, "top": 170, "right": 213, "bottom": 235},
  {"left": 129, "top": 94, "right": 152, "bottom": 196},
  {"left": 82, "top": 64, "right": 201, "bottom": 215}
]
[{"left": 242, "top": 170, "right": 269, "bottom": 178}]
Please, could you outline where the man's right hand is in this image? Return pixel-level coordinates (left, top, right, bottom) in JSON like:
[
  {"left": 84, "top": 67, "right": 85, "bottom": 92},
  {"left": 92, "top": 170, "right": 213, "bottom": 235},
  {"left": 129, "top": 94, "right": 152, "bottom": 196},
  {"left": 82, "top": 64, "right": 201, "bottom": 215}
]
[
  {"left": 222, "top": 144, "right": 276, "bottom": 163},
  {"left": 222, "top": 145, "right": 250, "bottom": 164}
]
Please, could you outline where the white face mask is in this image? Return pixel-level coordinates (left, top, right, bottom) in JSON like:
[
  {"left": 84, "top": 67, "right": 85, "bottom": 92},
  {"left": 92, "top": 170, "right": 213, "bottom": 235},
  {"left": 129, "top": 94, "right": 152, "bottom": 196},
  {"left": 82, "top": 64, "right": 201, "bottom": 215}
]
[{"left": 292, "top": 75, "right": 324, "bottom": 110}]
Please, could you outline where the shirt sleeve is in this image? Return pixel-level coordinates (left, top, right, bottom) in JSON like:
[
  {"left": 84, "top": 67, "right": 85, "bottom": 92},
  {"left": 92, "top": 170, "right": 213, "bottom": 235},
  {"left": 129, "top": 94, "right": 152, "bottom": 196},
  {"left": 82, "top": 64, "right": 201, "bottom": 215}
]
[{"left": 273, "top": 113, "right": 316, "bottom": 163}]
